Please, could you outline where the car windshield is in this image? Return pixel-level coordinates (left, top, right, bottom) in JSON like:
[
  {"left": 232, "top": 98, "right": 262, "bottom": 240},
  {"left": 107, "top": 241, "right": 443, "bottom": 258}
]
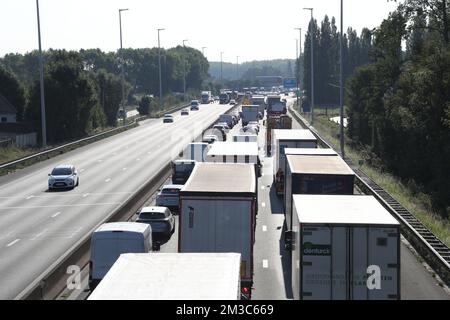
[
  {"left": 161, "top": 188, "right": 180, "bottom": 195},
  {"left": 51, "top": 167, "right": 72, "bottom": 176},
  {"left": 139, "top": 212, "right": 167, "bottom": 220}
]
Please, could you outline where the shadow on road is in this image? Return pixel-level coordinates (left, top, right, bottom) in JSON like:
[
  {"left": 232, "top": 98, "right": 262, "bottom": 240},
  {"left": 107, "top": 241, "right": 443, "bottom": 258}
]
[
  {"left": 269, "top": 184, "right": 284, "bottom": 215},
  {"left": 279, "top": 221, "right": 294, "bottom": 299}
]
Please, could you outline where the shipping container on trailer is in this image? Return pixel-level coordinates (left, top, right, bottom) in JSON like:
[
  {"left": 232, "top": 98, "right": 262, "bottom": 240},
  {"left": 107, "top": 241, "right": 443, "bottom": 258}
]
[
  {"left": 88, "top": 253, "right": 242, "bottom": 300},
  {"left": 289, "top": 195, "right": 400, "bottom": 300},
  {"left": 179, "top": 163, "right": 257, "bottom": 298},
  {"left": 284, "top": 154, "right": 355, "bottom": 231},
  {"left": 272, "top": 129, "right": 318, "bottom": 195},
  {"left": 206, "top": 142, "right": 260, "bottom": 176}
]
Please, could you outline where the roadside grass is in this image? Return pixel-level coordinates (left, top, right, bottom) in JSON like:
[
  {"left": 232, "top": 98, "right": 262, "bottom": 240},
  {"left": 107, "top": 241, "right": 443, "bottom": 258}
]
[
  {"left": 302, "top": 107, "right": 450, "bottom": 248},
  {"left": 0, "top": 144, "right": 37, "bottom": 165}
]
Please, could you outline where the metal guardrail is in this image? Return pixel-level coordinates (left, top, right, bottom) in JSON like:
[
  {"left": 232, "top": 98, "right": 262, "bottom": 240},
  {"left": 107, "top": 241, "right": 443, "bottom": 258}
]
[
  {"left": 0, "top": 103, "right": 191, "bottom": 175},
  {"left": 14, "top": 102, "right": 236, "bottom": 300},
  {"left": 288, "top": 106, "right": 450, "bottom": 286}
]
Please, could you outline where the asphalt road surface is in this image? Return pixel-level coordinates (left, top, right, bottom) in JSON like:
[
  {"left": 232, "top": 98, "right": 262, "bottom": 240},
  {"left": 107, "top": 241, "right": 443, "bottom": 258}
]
[{"left": 0, "top": 102, "right": 232, "bottom": 299}]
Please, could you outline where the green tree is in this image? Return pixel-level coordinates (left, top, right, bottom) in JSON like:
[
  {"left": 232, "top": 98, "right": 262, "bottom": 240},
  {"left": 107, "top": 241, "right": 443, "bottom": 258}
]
[{"left": 0, "top": 65, "right": 26, "bottom": 121}]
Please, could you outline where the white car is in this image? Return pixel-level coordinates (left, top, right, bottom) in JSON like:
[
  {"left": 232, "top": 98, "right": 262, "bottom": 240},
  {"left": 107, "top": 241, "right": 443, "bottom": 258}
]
[
  {"left": 48, "top": 164, "right": 79, "bottom": 190},
  {"left": 163, "top": 114, "right": 174, "bottom": 123},
  {"left": 136, "top": 206, "right": 175, "bottom": 237}
]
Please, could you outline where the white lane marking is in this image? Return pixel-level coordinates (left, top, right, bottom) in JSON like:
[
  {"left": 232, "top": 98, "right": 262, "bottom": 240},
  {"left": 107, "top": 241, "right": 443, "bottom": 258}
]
[
  {"left": 6, "top": 239, "right": 20, "bottom": 247},
  {"left": 26, "top": 195, "right": 34, "bottom": 200},
  {"left": 97, "top": 159, "right": 103, "bottom": 163},
  {"left": 105, "top": 178, "right": 111, "bottom": 183},
  {"left": 79, "top": 169, "right": 85, "bottom": 173},
  {"left": 261, "top": 202, "right": 266, "bottom": 208},
  {"left": 136, "top": 158, "right": 141, "bottom": 161},
  {"left": 30, "top": 229, "right": 48, "bottom": 241},
  {"left": 83, "top": 193, "right": 89, "bottom": 198},
  {"left": 123, "top": 167, "right": 127, "bottom": 171},
  {"left": 263, "top": 260, "right": 269, "bottom": 268},
  {"left": 51, "top": 212, "right": 61, "bottom": 218},
  {"left": 261, "top": 186, "right": 265, "bottom": 190},
  {"left": 262, "top": 225, "right": 267, "bottom": 232},
  {"left": 0, "top": 202, "right": 122, "bottom": 210}
]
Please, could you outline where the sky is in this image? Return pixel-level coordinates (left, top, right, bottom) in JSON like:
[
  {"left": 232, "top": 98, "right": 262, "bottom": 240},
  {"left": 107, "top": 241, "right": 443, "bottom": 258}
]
[{"left": 0, "top": 0, "right": 401, "bottom": 63}]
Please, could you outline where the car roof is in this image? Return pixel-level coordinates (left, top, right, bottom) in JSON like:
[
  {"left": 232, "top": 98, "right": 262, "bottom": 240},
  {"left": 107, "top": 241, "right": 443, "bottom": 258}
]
[
  {"left": 139, "top": 206, "right": 169, "bottom": 214},
  {"left": 162, "top": 184, "right": 184, "bottom": 189},
  {"left": 94, "top": 222, "right": 150, "bottom": 233},
  {"left": 53, "top": 164, "right": 73, "bottom": 169}
]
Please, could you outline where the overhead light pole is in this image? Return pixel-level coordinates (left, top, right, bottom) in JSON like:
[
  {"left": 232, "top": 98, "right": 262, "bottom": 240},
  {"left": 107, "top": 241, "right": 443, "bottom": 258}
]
[
  {"left": 119, "top": 8, "right": 129, "bottom": 125},
  {"left": 220, "top": 52, "right": 224, "bottom": 88},
  {"left": 35, "top": 0, "right": 46, "bottom": 147},
  {"left": 183, "top": 39, "right": 188, "bottom": 102},
  {"left": 295, "top": 27, "right": 302, "bottom": 110},
  {"left": 202, "top": 47, "right": 207, "bottom": 56},
  {"left": 157, "top": 28, "right": 165, "bottom": 111},
  {"left": 303, "top": 7, "right": 314, "bottom": 125},
  {"left": 339, "top": 0, "right": 345, "bottom": 158}
]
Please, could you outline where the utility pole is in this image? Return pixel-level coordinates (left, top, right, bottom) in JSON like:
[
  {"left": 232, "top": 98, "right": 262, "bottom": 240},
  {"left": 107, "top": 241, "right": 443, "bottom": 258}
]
[
  {"left": 36, "top": 0, "right": 46, "bottom": 147},
  {"left": 295, "top": 27, "right": 301, "bottom": 111},
  {"left": 183, "top": 39, "right": 188, "bottom": 102},
  {"left": 158, "top": 28, "right": 165, "bottom": 111},
  {"left": 119, "top": 8, "right": 129, "bottom": 125},
  {"left": 303, "top": 8, "right": 314, "bottom": 125},
  {"left": 340, "top": 0, "right": 345, "bottom": 158},
  {"left": 220, "top": 52, "right": 224, "bottom": 88},
  {"left": 202, "top": 47, "right": 207, "bottom": 56},
  {"left": 236, "top": 56, "right": 239, "bottom": 91}
]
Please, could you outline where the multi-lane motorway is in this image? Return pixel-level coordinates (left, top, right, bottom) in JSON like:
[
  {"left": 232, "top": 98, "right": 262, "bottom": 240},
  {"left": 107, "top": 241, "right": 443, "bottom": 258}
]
[{"left": 0, "top": 102, "right": 231, "bottom": 299}]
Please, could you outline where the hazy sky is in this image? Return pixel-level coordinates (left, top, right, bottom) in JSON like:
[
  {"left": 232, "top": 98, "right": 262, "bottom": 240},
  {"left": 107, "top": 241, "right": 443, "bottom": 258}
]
[{"left": 0, "top": 0, "right": 401, "bottom": 62}]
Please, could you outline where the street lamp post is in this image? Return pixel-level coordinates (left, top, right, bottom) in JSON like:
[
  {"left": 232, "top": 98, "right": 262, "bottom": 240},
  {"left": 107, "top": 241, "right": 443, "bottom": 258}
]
[
  {"left": 295, "top": 27, "right": 302, "bottom": 111},
  {"left": 339, "top": 0, "right": 345, "bottom": 158},
  {"left": 158, "top": 28, "right": 165, "bottom": 111},
  {"left": 119, "top": 8, "right": 129, "bottom": 125},
  {"left": 35, "top": 0, "right": 46, "bottom": 147},
  {"left": 183, "top": 39, "right": 188, "bottom": 102},
  {"left": 202, "top": 47, "right": 207, "bottom": 56},
  {"left": 303, "top": 7, "right": 314, "bottom": 125},
  {"left": 220, "top": 52, "right": 224, "bottom": 88},
  {"left": 236, "top": 56, "right": 239, "bottom": 90}
]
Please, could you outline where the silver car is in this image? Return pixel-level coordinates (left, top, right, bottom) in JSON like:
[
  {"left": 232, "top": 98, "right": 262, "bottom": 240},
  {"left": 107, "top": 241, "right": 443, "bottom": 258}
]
[
  {"left": 136, "top": 206, "right": 175, "bottom": 236},
  {"left": 48, "top": 164, "right": 79, "bottom": 190}
]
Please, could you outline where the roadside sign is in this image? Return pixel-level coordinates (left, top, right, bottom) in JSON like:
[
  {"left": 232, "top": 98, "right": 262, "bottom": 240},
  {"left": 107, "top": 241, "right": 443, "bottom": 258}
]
[{"left": 283, "top": 78, "right": 297, "bottom": 89}]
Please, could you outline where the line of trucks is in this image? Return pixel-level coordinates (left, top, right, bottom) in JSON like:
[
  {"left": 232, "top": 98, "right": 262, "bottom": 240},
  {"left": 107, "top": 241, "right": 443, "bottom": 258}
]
[{"left": 88, "top": 93, "right": 400, "bottom": 300}]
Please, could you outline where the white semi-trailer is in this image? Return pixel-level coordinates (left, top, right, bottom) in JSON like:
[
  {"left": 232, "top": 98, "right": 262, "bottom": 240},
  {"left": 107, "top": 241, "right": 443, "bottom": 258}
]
[
  {"left": 272, "top": 129, "right": 317, "bottom": 195},
  {"left": 88, "top": 253, "right": 242, "bottom": 300},
  {"left": 284, "top": 154, "right": 355, "bottom": 231},
  {"left": 179, "top": 163, "right": 257, "bottom": 299},
  {"left": 201, "top": 91, "right": 212, "bottom": 104},
  {"left": 289, "top": 194, "right": 400, "bottom": 300}
]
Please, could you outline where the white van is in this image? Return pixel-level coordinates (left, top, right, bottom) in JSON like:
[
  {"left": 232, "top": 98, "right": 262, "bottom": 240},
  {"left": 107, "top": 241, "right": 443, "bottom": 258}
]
[{"left": 89, "top": 222, "right": 153, "bottom": 288}]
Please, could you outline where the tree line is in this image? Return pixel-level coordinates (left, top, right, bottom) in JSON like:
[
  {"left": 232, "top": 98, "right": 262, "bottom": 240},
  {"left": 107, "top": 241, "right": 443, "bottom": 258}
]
[
  {"left": 0, "top": 46, "right": 209, "bottom": 143},
  {"left": 345, "top": 0, "right": 450, "bottom": 217},
  {"left": 301, "top": 15, "right": 373, "bottom": 106}
]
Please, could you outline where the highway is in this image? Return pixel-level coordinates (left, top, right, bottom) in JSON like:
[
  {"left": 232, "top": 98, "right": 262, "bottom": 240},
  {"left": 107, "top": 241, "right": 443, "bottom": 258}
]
[
  {"left": 121, "top": 100, "right": 450, "bottom": 300},
  {"left": 0, "top": 102, "right": 231, "bottom": 299}
]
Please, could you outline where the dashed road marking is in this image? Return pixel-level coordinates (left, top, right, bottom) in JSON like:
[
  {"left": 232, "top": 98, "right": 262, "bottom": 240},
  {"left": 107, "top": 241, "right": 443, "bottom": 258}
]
[
  {"left": 6, "top": 239, "right": 20, "bottom": 247},
  {"left": 262, "top": 225, "right": 267, "bottom": 232},
  {"left": 263, "top": 260, "right": 269, "bottom": 268},
  {"left": 83, "top": 193, "right": 90, "bottom": 198},
  {"left": 51, "top": 212, "right": 61, "bottom": 218},
  {"left": 261, "top": 202, "right": 266, "bottom": 208},
  {"left": 26, "top": 195, "right": 34, "bottom": 200},
  {"left": 261, "top": 186, "right": 265, "bottom": 190},
  {"left": 0, "top": 202, "right": 122, "bottom": 210},
  {"left": 105, "top": 178, "right": 111, "bottom": 183},
  {"left": 30, "top": 229, "right": 47, "bottom": 241},
  {"left": 123, "top": 167, "right": 127, "bottom": 171}
]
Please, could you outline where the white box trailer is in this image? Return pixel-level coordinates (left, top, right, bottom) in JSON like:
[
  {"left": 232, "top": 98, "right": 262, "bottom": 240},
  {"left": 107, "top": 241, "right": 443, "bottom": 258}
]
[
  {"left": 290, "top": 195, "right": 400, "bottom": 300},
  {"left": 88, "top": 253, "right": 242, "bottom": 300},
  {"left": 284, "top": 147, "right": 338, "bottom": 157},
  {"left": 206, "top": 141, "right": 260, "bottom": 176},
  {"left": 179, "top": 163, "right": 257, "bottom": 297},
  {"left": 183, "top": 142, "right": 210, "bottom": 162},
  {"left": 233, "top": 133, "right": 258, "bottom": 144},
  {"left": 272, "top": 129, "right": 317, "bottom": 195},
  {"left": 284, "top": 155, "right": 355, "bottom": 231}
]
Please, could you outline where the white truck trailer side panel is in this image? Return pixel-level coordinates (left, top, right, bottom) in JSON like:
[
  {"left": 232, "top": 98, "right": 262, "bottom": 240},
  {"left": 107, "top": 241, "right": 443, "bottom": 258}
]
[
  {"left": 292, "top": 195, "right": 400, "bottom": 300},
  {"left": 88, "top": 253, "right": 241, "bottom": 300},
  {"left": 179, "top": 197, "right": 254, "bottom": 281}
]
